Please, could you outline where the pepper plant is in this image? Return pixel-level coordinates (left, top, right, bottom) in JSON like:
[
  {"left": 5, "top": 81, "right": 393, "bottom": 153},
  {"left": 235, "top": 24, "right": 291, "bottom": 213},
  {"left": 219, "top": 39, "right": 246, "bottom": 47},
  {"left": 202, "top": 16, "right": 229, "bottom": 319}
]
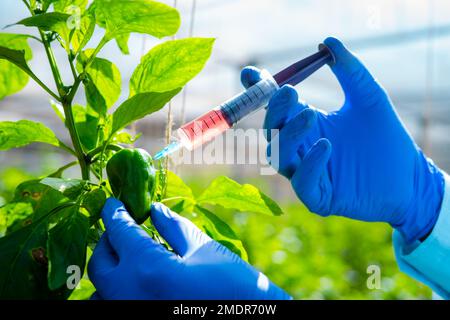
[{"left": 0, "top": 0, "right": 283, "bottom": 300}]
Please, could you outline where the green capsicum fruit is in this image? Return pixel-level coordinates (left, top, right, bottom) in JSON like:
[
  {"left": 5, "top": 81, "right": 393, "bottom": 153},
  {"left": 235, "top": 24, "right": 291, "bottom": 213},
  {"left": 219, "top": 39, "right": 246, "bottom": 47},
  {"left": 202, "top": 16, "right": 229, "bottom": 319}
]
[{"left": 106, "top": 148, "right": 156, "bottom": 224}]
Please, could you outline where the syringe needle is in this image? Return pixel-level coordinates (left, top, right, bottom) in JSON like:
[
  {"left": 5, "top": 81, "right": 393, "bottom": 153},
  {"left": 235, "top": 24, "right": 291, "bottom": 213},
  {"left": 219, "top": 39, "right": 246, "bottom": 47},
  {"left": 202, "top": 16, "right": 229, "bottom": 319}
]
[{"left": 153, "top": 141, "right": 181, "bottom": 160}]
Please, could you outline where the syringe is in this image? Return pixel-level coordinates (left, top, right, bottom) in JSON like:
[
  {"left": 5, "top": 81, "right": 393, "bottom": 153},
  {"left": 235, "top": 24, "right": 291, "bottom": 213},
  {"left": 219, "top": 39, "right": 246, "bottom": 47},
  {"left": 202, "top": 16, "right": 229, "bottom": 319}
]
[{"left": 153, "top": 44, "right": 336, "bottom": 160}]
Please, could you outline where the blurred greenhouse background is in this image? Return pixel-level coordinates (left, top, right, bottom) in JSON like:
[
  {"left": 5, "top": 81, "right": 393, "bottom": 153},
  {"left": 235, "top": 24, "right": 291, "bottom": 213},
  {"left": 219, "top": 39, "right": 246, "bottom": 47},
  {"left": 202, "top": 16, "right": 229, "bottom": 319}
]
[{"left": 2, "top": 0, "right": 450, "bottom": 299}]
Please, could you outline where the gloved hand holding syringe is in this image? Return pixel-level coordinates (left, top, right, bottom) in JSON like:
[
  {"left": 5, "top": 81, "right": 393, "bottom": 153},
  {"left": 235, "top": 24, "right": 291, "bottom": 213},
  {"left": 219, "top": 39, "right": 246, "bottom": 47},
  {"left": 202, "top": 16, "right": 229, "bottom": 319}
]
[{"left": 153, "top": 44, "right": 336, "bottom": 160}]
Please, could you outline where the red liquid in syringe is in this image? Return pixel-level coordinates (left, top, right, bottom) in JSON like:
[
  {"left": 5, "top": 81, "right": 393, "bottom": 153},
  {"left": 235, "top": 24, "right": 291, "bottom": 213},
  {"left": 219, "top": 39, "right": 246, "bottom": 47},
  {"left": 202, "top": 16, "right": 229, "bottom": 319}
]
[{"left": 177, "top": 109, "right": 232, "bottom": 150}]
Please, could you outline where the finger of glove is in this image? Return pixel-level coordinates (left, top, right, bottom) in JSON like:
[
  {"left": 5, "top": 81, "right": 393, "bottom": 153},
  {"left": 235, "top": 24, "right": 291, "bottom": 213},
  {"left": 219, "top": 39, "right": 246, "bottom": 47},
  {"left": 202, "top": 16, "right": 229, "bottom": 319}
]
[
  {"left": 88, "top": 234, "right": 118, "bottom": 285},
  {"left": 291, "top": 138, "right": 332, "bottom": 215},
  {"left": 101, "top": 198, "right": 171, "bottom": 260},
  {"left": 241, "top": 66, "right": 263, "bottom": 89},
  {"left": 263, "top": 85, "right": 308, "bottom": 142},
  {"left": 268, "top": 108, "right": 316, "bottom": 178},
  {"left": 151, "top": 202, "right": 212, "bottom": 258},
  {"left": 324, "top": 37, "right": 388, "bottom": 108}
]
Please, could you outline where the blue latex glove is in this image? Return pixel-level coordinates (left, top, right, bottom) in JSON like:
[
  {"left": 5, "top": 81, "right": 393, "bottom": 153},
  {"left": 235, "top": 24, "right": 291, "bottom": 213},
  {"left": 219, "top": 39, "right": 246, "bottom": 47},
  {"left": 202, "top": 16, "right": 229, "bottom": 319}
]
[
  {"left": 88, "top": 198, "right": 290, "bottom": 300},
  {"left": 241, "top": 37, "right": 445, "bottom": 244}
]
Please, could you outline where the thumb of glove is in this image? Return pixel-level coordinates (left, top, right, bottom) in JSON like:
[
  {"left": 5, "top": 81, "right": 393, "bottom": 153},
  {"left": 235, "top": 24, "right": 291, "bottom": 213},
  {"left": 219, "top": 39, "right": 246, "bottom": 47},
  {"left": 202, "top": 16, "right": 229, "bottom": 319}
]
[
  {"left": 324, "top": 37, "right": 389, "bottom": 109},
  {"left": 151, "top": 203, "right": 212, "bottom": 258}
]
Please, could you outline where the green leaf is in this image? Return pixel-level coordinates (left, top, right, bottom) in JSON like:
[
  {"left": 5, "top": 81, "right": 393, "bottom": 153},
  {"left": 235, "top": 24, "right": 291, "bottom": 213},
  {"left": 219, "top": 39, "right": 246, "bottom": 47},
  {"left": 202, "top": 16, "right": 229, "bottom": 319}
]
[
  {"left": 0, "top": 180, "right": 77, "bottom": 298},
  {"left": 0, "top": 120, "right": 60, "bottom": 151},
  {"left": 110, "top": 89, "right": 180, "bottom": 135},
  {"left": 40, "top": 177, "right": 88, "bottom": 200},
  {"left": 12, "top": 180, "right": 69, "bottom": 219},
  {"left": 16, "top": 12, "right": 70, "bottom": 30},
  {"left": 72, "top": 105, "right": 99, "bottom": 151},
  {"left": 47, "top": 161, "right": 78, "bottom": 178},
  {"left": 47, "top": 205, "right": 89, "bottom": 290},
  {"left": 8, "top": 180, "right": 70, "bottom": 238},
  {"left": 195, "top": 205, "right": 248, "bottom": 261},
  {"left": 197, "top": 176, "right": 284, "bottom": 216},
  {"left": 130, "top": 38, "right": 214, "bottom": 96},
  {"left": 83, "top": 81, "right": 106, "bottom": 115},
  {"left": 87, "top": 225, "right": 102, "bottom": 249},
  {"left": 17, "top": 13, "right": 72, "bottom": 50},
  {"left": 92, "top": 0, "right": 180, "bottom": 40},
  {"left": 81, "top": 188, "right": 106, "bottom": 225},
  {"left": 115, "top": 33, "right": 130, "bottom": 54},
  {"left": 0, "top": 46, "right": 32, "bottom": 74},
  {"left": 0, "top": 218, "right": 55, "bottom": 298},
  {"left": 0, "top": 202, "right": 75, "bottom": 299},
  {"left": 162, "top": 171, "right": 195, "bottom": 213},
  {"left": 71, "top": 14, "right": 95, "bottom": 54},
  {"left": 77, "top": 51, "right": 121, "bottom": 115},
  {"left": 0, "top": 33, "right": 32, "bottom": 99},
  {"left": 68, "top": 278, "right": 95, "bottom": 300},
  {"left": 10, "top": 179, "right": 72, "bottom": 232},
  {"left": 112, "top": 131, "right": 142, "bottom": 145},
  {"left": 68, "top": 246, "right": 95, "bottom": 299},
  {"left": 53, "top": 0, "right": 88, "bottom": 13}
]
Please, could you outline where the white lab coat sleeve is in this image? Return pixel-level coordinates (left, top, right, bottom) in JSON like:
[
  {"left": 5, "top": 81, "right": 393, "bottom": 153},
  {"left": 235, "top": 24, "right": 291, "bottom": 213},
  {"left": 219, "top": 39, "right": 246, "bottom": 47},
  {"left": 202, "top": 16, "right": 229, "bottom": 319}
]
[{"left": 393, "top": 172, "right": 450, "bottom": 299}]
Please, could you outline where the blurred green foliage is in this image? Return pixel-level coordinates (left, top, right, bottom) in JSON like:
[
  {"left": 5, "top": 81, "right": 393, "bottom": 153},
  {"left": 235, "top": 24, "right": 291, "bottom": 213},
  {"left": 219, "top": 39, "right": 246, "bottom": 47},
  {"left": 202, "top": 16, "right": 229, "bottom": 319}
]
[
  {"left": 236, "top": 205, "right": 430, "bottom": 299},
  {"left": 0, "top": 163, "right": 432, "bottom": 299},
  {"left": 184, "top": 172, "right": 432, "bottom": 300}
]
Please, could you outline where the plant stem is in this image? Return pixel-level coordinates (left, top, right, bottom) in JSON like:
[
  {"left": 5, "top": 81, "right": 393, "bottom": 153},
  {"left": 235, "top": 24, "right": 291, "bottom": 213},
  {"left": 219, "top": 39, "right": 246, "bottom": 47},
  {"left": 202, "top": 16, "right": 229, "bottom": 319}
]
[
  {"left": 66, "top": 77, "right": 81, "bottom": 104},
  {"left": 90, "top": 167, "right": 102, "bottom": 180},
  {"left": 61, "top": 37, "right": 109, "bottom": 181},
  {"left": 49, "top": 160, "right": 78, "bottom": 177},
  {"left": 62, "top": 102, "right": 90, "bottom": 180},
  {"left": 57, "top": 140, "right": 77, "bottom": 157},
  {"left": 66, "top": 36, "right": 108, "bottom": 104},
  {"left": 94, "top": 221, "right": 104, "bottom": 232},
  {"left": 26, "top": 70, "right": 60, "bottom": 101},
  {"left": 57, "top": 161, "right": 78, "bottom": 172},
  {"left": 28, "top": 35, "right": 43, "bottom": 43},
  {"left": 84, "top": 36, "right": 108, "bottom": 69},
  {"left": 87, "top": 144, "right": 123, "bottom": 162},
  {"left": 36, "top": 25, "right": 89, "bottom": 180},
  {"left": 164, "top": 102, "right": 173, "bottom": 171},
  {"left": 40, "top": 30, "right": 65, "bottom": 94},
  {"left": 29, "top": 5, "right": 109, "bottom": 182},
  {"left": 69, "top": 57, "right": 77, "bottom": 81},
  {"left": 23, "top": 0, "right": 90, "bottom": 182},
  {"left": 19, "top": 0, "right": 60, "bottom": 100},
  {"left": 21, "top": 0, "right": 30, "bottom": 10}
]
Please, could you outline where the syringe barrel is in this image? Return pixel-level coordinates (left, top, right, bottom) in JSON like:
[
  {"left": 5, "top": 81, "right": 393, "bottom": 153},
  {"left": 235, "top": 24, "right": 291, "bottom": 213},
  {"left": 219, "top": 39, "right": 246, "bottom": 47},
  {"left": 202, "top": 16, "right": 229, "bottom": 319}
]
[
  {"left": 177, "top": 71, "right": 279, "bottom": 151},
  {"left": 219, "top": 71, "right": 279, "bottom": 126},
  {"left": 177, "top": 109, "right": 231, "bottom": 150}
]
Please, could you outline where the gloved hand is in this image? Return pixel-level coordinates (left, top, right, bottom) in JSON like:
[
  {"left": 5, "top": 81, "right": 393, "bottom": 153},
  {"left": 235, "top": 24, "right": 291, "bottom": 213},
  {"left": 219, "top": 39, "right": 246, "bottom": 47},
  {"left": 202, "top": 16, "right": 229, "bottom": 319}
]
[
  {"left": 88, "top": 198, "right": 290, "bottom": 300},
  {"left": 241, "top": 37, "right": 445, "bottom": 244}
]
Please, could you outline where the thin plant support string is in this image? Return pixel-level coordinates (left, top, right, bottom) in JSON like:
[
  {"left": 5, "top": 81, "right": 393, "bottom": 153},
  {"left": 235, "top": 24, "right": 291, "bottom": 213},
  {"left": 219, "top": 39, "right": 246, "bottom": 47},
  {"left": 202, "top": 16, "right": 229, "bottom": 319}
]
[
  {"left": 164, "top": 0, "right": 178, "bottom": 171},
  {"left": 180, "top": 0, "right": 197, "bottom": 126},
  {"left": 178, "top": 0, "right": 197, "bottom": 163}
]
